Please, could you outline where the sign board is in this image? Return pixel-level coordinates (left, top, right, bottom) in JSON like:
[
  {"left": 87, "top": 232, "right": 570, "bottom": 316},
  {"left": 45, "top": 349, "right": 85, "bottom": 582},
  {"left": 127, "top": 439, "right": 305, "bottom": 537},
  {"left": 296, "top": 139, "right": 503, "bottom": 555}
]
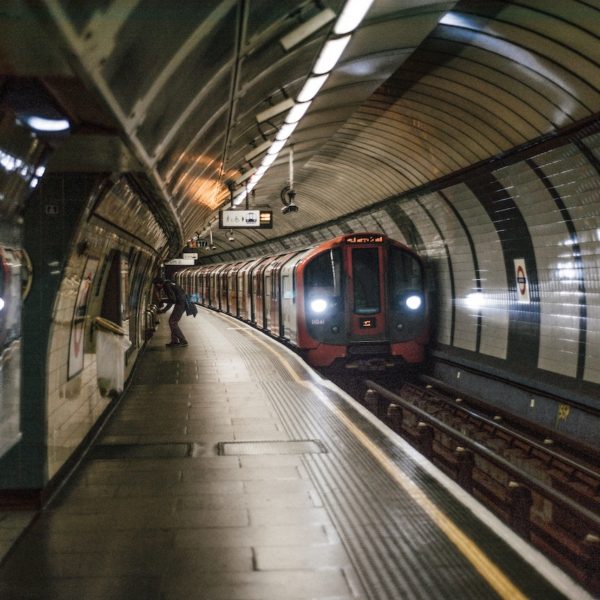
[
  {"left": 514, "top": 258, "right": 530, "bottom": 303},
  {"left": 219, "top": 209, "right": 273, "bottom": 229},
  {"left": 183, "top": 252, "right": 198, "bottom": 260},
  {"left": 166, "top": 258, "right": 195, "bottom": 266},
  {"left": 220, "top": 209, "right": 260, "bottom": 228}
]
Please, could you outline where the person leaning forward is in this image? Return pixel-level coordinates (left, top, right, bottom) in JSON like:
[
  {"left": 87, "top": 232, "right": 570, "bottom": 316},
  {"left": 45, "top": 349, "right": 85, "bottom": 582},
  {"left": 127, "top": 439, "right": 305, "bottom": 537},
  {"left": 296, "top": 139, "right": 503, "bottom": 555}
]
[{"left": 153, "top": 277, "right": 189, "bottom": 347}]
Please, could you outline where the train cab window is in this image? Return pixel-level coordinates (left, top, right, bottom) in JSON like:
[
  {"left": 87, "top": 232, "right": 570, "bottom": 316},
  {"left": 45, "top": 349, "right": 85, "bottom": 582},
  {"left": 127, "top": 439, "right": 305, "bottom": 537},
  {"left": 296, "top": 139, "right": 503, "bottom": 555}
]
[
  {"left": 388, "top": 246, "right": 423, "bottom": 310},
  {"left": 352, "top": 248, "right": 380, "bottom": 315},
  {"left": 304, "top": 249, "right": 342, "bottom": 314}
]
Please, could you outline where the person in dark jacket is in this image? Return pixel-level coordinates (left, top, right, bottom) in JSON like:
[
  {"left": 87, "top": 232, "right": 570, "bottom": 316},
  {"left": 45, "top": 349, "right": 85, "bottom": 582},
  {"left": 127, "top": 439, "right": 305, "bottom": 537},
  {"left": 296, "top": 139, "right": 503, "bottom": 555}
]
[{"left": 153, "top": 277, "right": 189, "bottom": 347}]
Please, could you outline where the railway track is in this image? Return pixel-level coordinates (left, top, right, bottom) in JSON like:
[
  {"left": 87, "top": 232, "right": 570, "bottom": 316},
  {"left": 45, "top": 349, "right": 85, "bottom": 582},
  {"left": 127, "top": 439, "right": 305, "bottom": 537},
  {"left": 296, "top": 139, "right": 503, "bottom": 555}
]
[{"left": 328, "top": 371, "right": 600, "bottom": 594}]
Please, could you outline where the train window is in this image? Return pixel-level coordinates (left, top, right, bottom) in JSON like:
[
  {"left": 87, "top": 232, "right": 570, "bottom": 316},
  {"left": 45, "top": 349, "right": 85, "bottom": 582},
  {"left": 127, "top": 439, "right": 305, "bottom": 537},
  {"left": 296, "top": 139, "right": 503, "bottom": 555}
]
[
  {"left": 388, "top": 246, "right": 423, "bottom": 309},
  {"left": 352, "top": 248, "right": 380, "bottom": 315},
  {"left": 304, "top": 249, "right": 342, "bottom": 314}
]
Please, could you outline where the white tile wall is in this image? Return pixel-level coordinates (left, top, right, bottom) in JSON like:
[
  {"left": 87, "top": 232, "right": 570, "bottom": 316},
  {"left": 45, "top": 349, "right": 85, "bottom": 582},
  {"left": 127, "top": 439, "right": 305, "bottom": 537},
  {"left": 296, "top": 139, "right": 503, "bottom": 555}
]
[
  {"left": 401, "top": 195, "right": 453, "bottom": 345},
  {"left": 495, "top": 160, "right": 580, "bottom": 377}
]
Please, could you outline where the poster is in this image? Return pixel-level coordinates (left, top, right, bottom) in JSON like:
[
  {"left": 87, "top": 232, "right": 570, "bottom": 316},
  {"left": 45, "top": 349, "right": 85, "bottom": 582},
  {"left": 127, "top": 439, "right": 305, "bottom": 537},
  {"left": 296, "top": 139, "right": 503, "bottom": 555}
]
[{"left": 68, "top": 257, "right": 99, "bottom": 379}]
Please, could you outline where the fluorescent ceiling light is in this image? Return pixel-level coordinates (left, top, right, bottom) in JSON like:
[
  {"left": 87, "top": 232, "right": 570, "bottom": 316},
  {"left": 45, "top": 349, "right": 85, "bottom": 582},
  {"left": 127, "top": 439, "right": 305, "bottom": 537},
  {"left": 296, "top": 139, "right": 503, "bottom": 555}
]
[
  {"left": 297, "top": 73, "right": 329, "bottom": 102},
  {"left": 280, "top": 8, "right": 336, "bottom": 51},
  {"left": 233, "top": 191, "right": 246, "bottom": 206},
  {"left": 22, "top": 115, "right": 70, "bottom": 132},
  {"left": 255, "top": 98, "right": 294, "bottom": 123},
  {"left": 253, "top": 165, "right": 268, "bottom": 179},
  {"left": 285, "top": 101, "right": 311, "bottom": 123},
  {"left": 262, "top": 153, "right": 278, "bottom": 167},
  {"left": 334, "top": 0, "right": 374, "bottom": 35},
  {"left": 244, "top": 140, "right": 272, "bottom": 162},
  {"left": 275, "top": 121, "right": 298, "bottom": 141},
  {"left": 235, "top": 167, "right": 256, "bottom": 185},
  {"left": 313, "top": 35, "right": 351, "bottom": 74},
  {"left": 268, "top": 139, "right": 287, "bottom": 155}
]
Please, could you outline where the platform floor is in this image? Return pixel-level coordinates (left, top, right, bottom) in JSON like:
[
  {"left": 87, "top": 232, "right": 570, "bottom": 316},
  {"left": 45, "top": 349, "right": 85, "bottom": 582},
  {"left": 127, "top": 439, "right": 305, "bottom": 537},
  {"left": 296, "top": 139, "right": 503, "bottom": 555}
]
[{"left": 0, "top": 308, "right": 590, "bottom": 599}]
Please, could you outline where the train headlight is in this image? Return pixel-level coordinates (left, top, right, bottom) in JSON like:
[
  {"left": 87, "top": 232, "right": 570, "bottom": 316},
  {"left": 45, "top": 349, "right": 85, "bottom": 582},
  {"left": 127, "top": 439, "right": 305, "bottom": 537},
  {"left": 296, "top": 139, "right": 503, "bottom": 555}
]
[
  {"left": 310, "top": 298, "right": 328, "bottom": 313},
  {"left": 405, "top": 295, "right": 422, "bottom": 310}
]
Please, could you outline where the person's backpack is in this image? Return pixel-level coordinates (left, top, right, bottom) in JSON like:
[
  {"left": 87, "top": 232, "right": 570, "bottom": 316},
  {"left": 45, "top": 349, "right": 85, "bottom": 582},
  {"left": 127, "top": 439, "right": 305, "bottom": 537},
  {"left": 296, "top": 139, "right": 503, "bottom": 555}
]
[{"left": 185, "top": 296, "right": 198, "bottom": 317}]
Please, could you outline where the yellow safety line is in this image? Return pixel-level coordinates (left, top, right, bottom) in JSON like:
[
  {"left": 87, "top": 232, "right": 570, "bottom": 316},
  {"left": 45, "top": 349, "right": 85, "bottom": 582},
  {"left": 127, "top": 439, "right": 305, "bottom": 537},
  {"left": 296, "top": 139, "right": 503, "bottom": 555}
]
[{"left": 224, "top": 321, "right": 528, "bottom": 600}]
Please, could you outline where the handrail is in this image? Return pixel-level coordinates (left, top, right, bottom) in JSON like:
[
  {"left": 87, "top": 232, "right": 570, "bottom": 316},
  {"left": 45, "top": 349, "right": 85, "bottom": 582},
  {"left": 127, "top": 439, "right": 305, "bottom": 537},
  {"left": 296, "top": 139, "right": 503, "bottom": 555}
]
[{"left": 364, "top": 379, "right": 600, "bottom": 533}]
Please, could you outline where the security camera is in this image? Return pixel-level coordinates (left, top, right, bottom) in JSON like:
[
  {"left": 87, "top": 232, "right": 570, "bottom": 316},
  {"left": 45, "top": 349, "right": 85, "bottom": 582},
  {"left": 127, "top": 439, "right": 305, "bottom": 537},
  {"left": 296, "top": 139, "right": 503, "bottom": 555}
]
[{"left": 281, "top": 203, "right": 299, "bottom": 214}]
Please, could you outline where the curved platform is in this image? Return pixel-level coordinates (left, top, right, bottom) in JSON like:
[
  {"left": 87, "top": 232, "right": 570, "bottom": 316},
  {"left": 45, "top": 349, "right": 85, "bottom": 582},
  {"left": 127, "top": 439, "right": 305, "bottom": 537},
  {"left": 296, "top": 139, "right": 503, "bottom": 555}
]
[{"left": 0, "top": 308, "right": 589, "bottom": 599}]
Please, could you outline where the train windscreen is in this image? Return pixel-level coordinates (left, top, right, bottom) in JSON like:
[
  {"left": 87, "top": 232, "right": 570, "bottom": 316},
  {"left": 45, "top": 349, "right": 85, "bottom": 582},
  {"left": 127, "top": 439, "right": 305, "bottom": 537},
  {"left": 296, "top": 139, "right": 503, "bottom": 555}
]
[
  {"left": 388, "top": 246, "right": 422, "bottom": 307},
  {"left": 352, "top": 248, "right": 380, "bottom": 315}
]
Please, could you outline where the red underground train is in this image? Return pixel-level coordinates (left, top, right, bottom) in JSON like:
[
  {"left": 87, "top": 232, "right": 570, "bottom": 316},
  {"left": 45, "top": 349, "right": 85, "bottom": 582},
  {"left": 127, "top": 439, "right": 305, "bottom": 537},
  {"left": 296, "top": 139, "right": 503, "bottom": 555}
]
[{"left": 175, "top": 233, "right": 429, "bottom": 370}]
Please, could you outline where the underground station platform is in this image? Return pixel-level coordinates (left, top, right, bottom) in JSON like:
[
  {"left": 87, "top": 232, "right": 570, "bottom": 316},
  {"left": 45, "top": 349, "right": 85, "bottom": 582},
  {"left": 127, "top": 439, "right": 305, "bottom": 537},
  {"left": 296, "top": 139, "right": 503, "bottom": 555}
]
[{"left": 0, "top": 308, "right": 589, "bottom": 599}]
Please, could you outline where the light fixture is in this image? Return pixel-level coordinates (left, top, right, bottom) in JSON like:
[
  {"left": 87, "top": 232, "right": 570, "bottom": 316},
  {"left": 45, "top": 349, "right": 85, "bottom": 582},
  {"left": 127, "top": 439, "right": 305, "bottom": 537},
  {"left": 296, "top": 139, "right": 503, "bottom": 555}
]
[
  {"left": 275, "top": 122, "right": 298, "bottom": 141},
  {"left": 262, "top": 153, "right": 277, "bottom": 167},
  {"left": 21, "top": 115, "right": 70, "bottom": 133},
  {"left": 268, "top": 139, "right": 287, "bottom": 155},
  {"left": 255, "top": 98, "right": 294, "bottom": 124},
  {"left": 235, "top": 167, "right": 256, "bottom": 185},
  {"left": 334, "top": 0, "right": 375, "bottom": 35},
  {"left": 313, "top": 35, "right": 351, "bottom": 74},
  {"left": 280, "top": 8, "right": 336, "bottom": 51},
  {"left": 310, "top": 298, "right": 328, "bottom": 313},
  {"left": 227, "top": 230, "right": 235, "bottom": 242},
  {"left": 285, "top": 101, "right": 311, "bottom": 124},
  {"left": 405, "top": 295, "right": 422, "bottom": 310},
  {"left": 244, "top": 140, "right": 272, "bottom": 162},
  {"left": 233, "top": 190, "right": 247, "bottom": 206},
  {"left": 296, "top": 74, "right": 329, "bottom": 102}
]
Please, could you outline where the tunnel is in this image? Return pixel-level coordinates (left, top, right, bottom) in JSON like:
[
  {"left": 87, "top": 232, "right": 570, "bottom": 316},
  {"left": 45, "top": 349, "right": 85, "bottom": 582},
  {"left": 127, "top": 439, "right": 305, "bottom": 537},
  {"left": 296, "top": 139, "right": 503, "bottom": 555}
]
[{"left": 0, "top": 1, "right": 598, "bottom": 597}]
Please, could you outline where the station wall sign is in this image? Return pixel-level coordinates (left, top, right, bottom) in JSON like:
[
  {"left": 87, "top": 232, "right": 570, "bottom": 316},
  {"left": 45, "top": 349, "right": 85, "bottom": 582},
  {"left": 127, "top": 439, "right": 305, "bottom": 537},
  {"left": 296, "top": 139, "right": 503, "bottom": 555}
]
[{"left": 514, "top": 258, "right": 530, "bottom": 303}]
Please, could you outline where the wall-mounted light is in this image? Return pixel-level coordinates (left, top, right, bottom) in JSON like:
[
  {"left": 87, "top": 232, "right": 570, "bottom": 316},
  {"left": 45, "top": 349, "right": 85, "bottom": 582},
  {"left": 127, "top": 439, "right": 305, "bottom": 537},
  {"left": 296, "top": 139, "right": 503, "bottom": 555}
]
[
  {"left": 255, "top": 98, "right": 294, "bottom": 124},
  {"left": 280, "top": 8, "right": 336, "bottom": 51},
  {"left": 20, "top": 115, "right": 70, "bottom": 133}
]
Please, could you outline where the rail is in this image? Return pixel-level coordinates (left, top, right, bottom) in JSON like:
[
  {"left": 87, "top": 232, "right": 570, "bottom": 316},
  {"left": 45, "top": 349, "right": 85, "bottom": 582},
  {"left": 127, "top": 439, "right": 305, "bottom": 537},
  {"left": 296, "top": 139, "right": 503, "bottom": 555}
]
[{"left": 364, "top": 379, "right": 600, "bottom": 535}]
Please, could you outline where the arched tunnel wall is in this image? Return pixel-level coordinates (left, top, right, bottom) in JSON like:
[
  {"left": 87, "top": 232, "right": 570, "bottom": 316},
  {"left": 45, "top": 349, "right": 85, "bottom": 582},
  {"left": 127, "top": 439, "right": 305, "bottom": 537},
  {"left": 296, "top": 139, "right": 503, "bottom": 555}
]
[{"left": 2, "top": 113, "right": 600, "bottom": 499}]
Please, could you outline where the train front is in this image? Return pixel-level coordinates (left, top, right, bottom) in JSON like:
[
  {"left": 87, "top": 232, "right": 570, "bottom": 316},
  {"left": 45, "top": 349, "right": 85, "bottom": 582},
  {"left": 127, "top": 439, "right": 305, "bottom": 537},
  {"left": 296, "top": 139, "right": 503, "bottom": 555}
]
[{"left": 298, "top": 233, "right": 428, "bottom": 370}]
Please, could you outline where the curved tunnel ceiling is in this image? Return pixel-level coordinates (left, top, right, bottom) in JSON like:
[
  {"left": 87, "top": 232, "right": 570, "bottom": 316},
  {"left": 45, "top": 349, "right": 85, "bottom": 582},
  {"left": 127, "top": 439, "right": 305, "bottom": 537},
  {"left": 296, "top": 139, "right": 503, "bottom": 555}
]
[{"left": 2, "top": 0, "right": 599, "bottom": 256}]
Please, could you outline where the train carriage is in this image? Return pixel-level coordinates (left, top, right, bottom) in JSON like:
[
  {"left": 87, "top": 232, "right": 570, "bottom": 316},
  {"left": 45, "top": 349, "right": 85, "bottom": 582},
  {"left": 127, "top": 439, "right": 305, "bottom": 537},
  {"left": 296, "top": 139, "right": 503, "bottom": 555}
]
[{"left": 176, "top": 233, "right": 428, "bottom": 369}]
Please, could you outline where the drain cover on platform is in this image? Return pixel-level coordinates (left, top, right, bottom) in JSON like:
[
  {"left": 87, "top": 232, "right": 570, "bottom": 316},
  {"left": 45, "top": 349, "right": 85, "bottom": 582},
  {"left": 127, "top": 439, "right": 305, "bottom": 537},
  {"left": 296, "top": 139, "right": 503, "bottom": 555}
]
[{"left": 218, "top": 440, "right": 326, "bottom": 456}]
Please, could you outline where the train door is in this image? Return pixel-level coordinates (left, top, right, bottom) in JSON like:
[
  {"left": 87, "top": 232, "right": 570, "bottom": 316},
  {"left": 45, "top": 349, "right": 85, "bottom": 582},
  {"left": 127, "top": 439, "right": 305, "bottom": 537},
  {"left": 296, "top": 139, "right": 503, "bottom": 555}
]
[
  {"left": 247, "top": 256, "right": 264, "bottom": 324},
  {"left": 266, "top": 252, "right": 298, "bottom": 337},
  {"left": 280, "top": 251, "right": 308, "bottom": 341},
  {"left": 226, "top": 263, "right": 240, "bottom": 315},
  {"left": 345, "top": 240, "right": 386, "bottom": 340},
  {"left": 254, "top": 256, "right": 278, "bottom": 330}
]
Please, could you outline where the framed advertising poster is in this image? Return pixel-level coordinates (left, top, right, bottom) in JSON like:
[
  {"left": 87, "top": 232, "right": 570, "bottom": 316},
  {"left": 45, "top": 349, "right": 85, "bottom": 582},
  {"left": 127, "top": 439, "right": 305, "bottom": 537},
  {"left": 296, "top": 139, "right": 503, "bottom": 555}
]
[{"left": 68, "top": 257, "right": 99, "bottom": 379}]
